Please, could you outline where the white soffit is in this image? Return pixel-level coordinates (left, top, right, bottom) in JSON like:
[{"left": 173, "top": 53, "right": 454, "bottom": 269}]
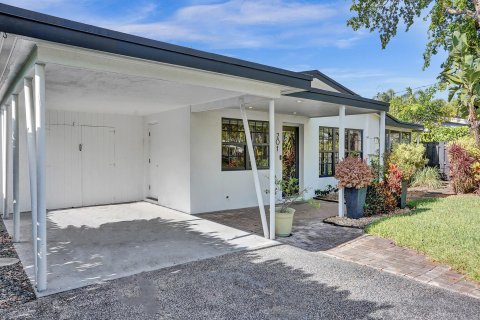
[{"left": 45, "top": 64, "right": 244, "bottom": 115}]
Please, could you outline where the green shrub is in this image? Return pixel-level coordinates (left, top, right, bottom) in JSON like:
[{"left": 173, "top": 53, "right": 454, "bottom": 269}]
[
  {"left": 411, "top": 167, "right": 442, "bottom": 189},
  {"left": 389, "top": 143, "right": 427, "bottom": 180},
  {"left": 421, "top": 126, "right": 470, "bottom": 142},
  {"left": 454, "top": 136, "right": 480, "bottom": 159}
]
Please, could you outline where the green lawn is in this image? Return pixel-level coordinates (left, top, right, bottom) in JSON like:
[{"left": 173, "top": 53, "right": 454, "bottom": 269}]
[{"left": 365, "top": 195, "right": 480, "bottom": 282}]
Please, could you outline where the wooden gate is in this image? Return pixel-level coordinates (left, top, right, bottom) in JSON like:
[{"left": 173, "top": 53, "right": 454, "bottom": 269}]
[{"left": 424, "top": 142, "right": 449, "bottom": 180}]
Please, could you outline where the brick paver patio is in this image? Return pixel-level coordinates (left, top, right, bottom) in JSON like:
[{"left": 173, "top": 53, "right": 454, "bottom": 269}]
[{"left": 325, "top": 235, "right": 480, "bottom": 299}]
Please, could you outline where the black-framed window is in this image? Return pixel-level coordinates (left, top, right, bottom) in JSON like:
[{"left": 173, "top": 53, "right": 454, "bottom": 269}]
[
  {"left": 386, "top": 130, "right": 411, "bottom": 150},
  {"left": 319, "top": 127, "right": 363, "bottom": 177},
  {"left": 222, "top": 118, "right": 269, "bottom": 170}
]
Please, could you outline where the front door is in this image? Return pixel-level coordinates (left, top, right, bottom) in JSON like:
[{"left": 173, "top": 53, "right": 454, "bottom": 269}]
[{"left": 282, "top": 126, "right": 299, "bottom": 185}]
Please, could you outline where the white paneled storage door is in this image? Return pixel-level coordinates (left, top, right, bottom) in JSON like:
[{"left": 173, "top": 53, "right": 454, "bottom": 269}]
[
  {"left": 46, "top": 124, "right": 82, "bottom": 209},
  {"left": 46, "top": 123, "right": 116, "bottom": 209},
  {"left": 81, "top": 126, "right": 116, "bottom": 206}
]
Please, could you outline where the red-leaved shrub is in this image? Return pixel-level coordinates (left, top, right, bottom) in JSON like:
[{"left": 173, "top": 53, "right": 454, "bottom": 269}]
[
  {"left": 335, "top": 156, "right": 373, "bottom": 189},
  {"left": 386, "top": 163, "right": 402, "bottom": 195},
  {"left": 448, "top": 143, "right": 476, "bottom": 194}
]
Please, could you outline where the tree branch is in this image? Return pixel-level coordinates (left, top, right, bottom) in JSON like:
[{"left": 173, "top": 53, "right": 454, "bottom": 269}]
[{"left": 444, "top": 1, "right": 480, "bottom": 27}]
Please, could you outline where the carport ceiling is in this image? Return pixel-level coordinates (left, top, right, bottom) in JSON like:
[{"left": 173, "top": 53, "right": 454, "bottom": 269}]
[
  {"left": 241, "top": 96, "right": 380, "bottom": 117},
  {"left": 45, "top": 64, "right": 243, "bottom": 115}
]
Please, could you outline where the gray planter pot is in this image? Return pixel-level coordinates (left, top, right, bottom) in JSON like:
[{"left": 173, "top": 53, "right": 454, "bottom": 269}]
[
  {"left": 344, "top": 187, "right": 367, "bottom": 219},
  {"left": 399, "top": 180, "right": 408, "bottom": 209}
]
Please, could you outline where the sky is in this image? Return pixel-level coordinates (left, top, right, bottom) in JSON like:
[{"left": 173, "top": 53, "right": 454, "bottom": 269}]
[{"left": 5, "top": 0, "right": 448, "bottom": 98}]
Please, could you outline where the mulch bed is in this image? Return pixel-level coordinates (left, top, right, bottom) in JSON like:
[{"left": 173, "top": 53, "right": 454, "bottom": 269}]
[
  {"left": 323, "top": 207, "right": 412, "bottom": 229},
  {"left": 0, "top": 218, "right": 36, "bottom": 310}
]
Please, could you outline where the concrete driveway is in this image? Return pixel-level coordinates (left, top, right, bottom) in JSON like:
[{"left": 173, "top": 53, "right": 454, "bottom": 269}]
[
  {"left": 4, "top": 202, "right": 276, "bottom": 296},
  {"left": 1, "top": 244, "right": 479, "bottom": 319}
]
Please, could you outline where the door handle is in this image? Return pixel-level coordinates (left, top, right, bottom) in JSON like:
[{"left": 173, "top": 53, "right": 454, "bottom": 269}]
[{"left": 79, "top": 144, "right": 82, "bottom": 151}]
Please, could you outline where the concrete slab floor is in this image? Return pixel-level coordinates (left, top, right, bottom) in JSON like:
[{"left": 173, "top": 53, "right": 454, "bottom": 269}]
[
  {"left": 200, "top": 200, "right": 363, "bottom": 252},
  {"left": 3, "top": 202, "right": 277, "bottom": 297}
]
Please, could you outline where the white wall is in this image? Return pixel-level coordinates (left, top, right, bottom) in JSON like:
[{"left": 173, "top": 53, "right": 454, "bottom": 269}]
[
  {"left": 190, "top": 110, "right": 387, "bottom": 213},
  {"left": 307, "top": 114, "right": 381, "bottom": 192},
  {"left": 145, "top": 107, "right": 191, "bottom": 213},
  {"left": 13, "top": 109, "right": 144, "bottom": 212},
  {"left": 190, "top": 108, "right": 314, "bottom": 214}
]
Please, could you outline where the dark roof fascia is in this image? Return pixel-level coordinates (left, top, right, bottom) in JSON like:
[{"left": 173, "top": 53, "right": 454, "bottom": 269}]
[
  {"left": 0, "top": 4, "right": 313, "bottom": 90},
  {"left": 286, "top": 87, "right": 389, "bottom": 112},
  {"left": 386, "top": 115, "right": 424, "bottom": 131},
  {"left": 301, "top": 70, "right": 359, "bottom": 96}
]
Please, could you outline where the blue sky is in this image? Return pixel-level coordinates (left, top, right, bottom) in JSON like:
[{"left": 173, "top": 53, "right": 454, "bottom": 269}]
[{"left": 6, "top": 0, "right": 447, "bottom": 98}]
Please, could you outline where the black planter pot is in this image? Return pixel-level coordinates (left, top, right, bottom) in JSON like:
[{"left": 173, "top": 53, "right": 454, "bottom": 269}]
[
  {"left": 399, "top": 180, "right": 408, "bottom": 209},
  {"left": 344, "top": 187, "right": 367, "bottom": 219}
]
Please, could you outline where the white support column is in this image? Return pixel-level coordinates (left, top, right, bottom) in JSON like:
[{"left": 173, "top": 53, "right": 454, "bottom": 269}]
[
  {"left": 1, "top": 107, "right": 7, "bottom": 219},
  {"left": 24, "top": 77, "right": 38, "bottom": 283},
  {"left": 240, "top": 104, "right": 269, "bottom": 239},
  {"left": 379, "top": 111, "right": 386, "bottom": 179},
  {"left": 338, "top": 105, "right": 346, "bottom": 217},
  {"left": 268, "top": 100, "right": 275, "bottom": 240},
  {"left": 5, "top": 104, "right": 11, "bottom": 219},
  {"left": 11, "top": 94, "right": 20, "bottom": 242},
  {"left": 34, "top": 63, "right": 47, "bottom": 292}
]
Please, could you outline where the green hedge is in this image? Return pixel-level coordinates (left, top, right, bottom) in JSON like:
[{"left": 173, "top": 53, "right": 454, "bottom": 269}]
[{"left": 421, "top": 126, "right": 470, "bottom": 142}]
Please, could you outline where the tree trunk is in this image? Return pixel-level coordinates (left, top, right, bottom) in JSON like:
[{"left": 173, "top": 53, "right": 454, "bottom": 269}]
[
  {"left": 474, "top": 0, "right": 480, "bottom": 27},
  {"left": 468, "top": 102, "right": 480, "bottom": 147}
]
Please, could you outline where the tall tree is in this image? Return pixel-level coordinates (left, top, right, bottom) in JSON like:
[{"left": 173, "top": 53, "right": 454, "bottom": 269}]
[
  {"left": 348, "top": 0, "right": 480, "bottom": 68},
  {"left": 377, "top": 87, "right": 457, "bottom": 125},
  {"left": 441, "top": 31, "right": 480, "bottom": 146}
]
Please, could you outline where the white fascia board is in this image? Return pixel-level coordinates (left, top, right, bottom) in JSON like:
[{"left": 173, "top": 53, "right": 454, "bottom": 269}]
[
  {"left": 385, "top": 125, "right": 413, "bottom": 133},
  {"left": 0, "top": 46, "right": 37, "bottom": 106},
  {"left": 36, "top": 43, "right": 283, "bottom": 99}
]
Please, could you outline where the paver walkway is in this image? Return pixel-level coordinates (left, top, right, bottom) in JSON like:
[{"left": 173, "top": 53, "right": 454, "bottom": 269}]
[{"left": 326, "top": 235, "right": 480, "bottom": 299}]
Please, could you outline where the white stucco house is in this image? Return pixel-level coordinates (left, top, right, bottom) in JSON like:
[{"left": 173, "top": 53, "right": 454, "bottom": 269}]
[{"left": 0, "top": 4, "right": 422, "bottom": 292}]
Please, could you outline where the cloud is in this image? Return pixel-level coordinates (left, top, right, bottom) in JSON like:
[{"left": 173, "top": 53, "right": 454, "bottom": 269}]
[{"left": 109, "top": 0, "right": 363, "bottom": 50}]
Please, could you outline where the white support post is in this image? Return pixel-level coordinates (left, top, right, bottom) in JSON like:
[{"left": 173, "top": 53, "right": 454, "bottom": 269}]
[
  {"left": 268, "top": 100, "right": 275, "bottom": 240},
  {"left": 379, "top": 111, "right": 386, "bottom": 180},
  {"left": 240, "top": 104, "right": 269, "bottom": 239},
  {"left": 1, "top": 107, "right": 7, "bottom": 219},
  {"left": 34, "top": 63, "right": 47, "bottom": 292},
  {"left": 11, "top": 94, "right": 20, "bottom": 242},
  {"left": 338, "top": 105, "right": 346, "bottom": 217},
  {"left": 24, "top": 77, "right": 38, "bottom": 283},
  {"left": 5, "top": 104, "right": 11, "bottom": 219}
]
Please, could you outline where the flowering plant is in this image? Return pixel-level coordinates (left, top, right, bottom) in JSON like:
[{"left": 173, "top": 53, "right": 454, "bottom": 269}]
[{"left": 335, "top": 156, "right": 373, "bottom": 189}]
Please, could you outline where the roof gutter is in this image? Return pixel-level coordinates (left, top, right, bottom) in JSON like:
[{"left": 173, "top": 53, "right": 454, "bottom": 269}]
[{"left": 286, "top": 88, "right": 389, "bottom": 112}]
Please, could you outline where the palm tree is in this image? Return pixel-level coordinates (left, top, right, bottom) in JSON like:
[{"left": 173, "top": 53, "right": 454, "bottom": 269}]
[{"left": 441, "top": 31, "right": 480, "bottom": 147}]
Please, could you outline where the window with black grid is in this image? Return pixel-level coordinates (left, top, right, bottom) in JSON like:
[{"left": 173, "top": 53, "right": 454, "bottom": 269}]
[
  {"left": 221, "top": 118, "right": 269, "bottom": 171},
  {"left": 319, "top": 127, "right": 363, "bottom": 177}
]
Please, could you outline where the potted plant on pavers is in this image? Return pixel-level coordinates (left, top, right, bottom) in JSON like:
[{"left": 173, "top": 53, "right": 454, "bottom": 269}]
[
  {"left": 389, "top": 144, "right": 427, "bottom": 208},
  {"left": 335, "top": 156, "right": 374, "bottom": 219},
  {"left": 273, "top": 177, "right": 309, "bottom": 237}
]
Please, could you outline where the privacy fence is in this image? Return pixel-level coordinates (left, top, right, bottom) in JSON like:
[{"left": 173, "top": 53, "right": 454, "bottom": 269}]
[{"left": 424, "top": 142, "right": 449, "bottom": 180}]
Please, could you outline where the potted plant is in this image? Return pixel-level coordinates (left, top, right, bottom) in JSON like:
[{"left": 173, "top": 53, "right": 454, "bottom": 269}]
[
  {"left": 335, "top": 156, "right": 373, "bottom": 219},
  {"left": 389, "top": 144, "right": 427, "bottom": 208},
  {"left": 273, "top": 177, "right": 309, "bottom": 237}
]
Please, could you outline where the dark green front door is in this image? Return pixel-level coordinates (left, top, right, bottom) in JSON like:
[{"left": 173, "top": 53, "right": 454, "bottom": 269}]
[{"left": 282, "top": 126, "right": 299, "bottom": 184}]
